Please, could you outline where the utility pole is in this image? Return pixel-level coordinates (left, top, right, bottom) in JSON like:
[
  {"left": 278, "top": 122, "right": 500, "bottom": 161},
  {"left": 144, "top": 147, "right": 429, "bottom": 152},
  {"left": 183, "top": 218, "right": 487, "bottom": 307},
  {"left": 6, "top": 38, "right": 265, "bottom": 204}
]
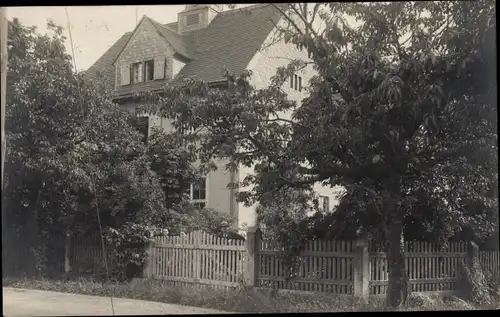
[{"left": 1, "top": 7, "right": 6, "bottom": 190}]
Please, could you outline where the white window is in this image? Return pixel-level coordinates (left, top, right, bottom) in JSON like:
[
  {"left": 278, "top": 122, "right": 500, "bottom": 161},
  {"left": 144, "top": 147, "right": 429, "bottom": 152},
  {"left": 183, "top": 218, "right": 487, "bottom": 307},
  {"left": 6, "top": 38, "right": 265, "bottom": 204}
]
[
  {"left": 131, "top": 62, "right": 143, "bottom": 84},
  {"left": 289, "top": 74, "right": 303, "bottom": 92},
  {"left": 318, "top": 195, "right": 330, "bottom": 212},
  {"left": 124, "top": 58, "right": 164, "bottom": 85},
  {"left": 188, "top": 178, "right": 207, "bottom": 208}
]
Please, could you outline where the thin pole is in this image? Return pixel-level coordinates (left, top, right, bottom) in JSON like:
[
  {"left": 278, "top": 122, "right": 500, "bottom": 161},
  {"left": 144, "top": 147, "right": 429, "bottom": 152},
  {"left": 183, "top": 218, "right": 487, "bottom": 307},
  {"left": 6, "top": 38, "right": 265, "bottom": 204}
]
[
  {"left": 1, "top": 7, "right": 7, "bottom": 190},
  {"left": 1, "top": 7, "right": 8, "bottom": 277},
  {"left": 64, "top": 7, "right": 78, "bottom": 72}
]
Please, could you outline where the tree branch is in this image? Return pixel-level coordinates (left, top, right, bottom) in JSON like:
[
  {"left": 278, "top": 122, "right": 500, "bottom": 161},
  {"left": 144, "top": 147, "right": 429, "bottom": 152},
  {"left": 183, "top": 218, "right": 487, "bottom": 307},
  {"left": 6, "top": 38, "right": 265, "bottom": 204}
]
[{"left": 271, "top": 4, "right": 304, "bottom": 36}]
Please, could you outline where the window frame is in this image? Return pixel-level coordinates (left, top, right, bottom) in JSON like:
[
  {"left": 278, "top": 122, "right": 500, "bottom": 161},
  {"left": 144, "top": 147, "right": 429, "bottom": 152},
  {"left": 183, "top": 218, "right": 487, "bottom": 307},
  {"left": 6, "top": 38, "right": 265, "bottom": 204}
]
[
  {"left": 131, "top": 62, "right": 144, "bottom": 84},
  {"left": 144, "top": 59, "right": 155, "bottom": 82},
  {"left": 189, "top": 177, "right": 208, "bottom": 208},
  {"left": 319, "top": 195, "right": 330, "bottom": 213},
  {"left": 290, "top": 73, "right": 304, "bottom": 92}
]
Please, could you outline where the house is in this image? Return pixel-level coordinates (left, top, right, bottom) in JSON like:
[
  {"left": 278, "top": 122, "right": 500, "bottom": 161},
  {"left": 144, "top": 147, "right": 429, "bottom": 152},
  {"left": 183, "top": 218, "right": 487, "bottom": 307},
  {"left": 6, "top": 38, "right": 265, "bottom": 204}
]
[{"left": 84, "top": 4, "right": 337, "bottom": 232}]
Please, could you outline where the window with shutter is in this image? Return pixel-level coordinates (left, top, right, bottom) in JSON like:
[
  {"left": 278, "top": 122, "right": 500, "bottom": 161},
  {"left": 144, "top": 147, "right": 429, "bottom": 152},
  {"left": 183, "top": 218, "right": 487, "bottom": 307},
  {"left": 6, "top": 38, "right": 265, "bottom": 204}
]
[{"left": 154, "top": 57, "right": 166, "bottom": 80}]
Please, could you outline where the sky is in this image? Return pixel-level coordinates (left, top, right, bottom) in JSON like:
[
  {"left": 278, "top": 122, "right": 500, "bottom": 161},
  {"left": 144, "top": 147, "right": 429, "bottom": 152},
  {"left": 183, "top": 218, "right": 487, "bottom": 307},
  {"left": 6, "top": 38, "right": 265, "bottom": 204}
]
[
  {"left": 6, "top": 4, "right": 330, "bottom": 73},
  {"left": 6, "top": 5, "right": 191, "bottom": 72}
]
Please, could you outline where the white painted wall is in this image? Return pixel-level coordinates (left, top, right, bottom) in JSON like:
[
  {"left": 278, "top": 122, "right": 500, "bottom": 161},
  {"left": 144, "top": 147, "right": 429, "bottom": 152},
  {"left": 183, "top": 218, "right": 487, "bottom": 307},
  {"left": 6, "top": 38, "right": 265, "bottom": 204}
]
[{"left": 238, "top": 18, "right": 340, "bottom": 230}]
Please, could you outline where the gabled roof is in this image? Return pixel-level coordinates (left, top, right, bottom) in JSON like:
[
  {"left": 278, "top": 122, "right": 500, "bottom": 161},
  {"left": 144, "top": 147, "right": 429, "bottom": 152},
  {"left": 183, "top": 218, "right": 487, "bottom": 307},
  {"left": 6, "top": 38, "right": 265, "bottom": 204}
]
[{"left": 84, "top": 4, "right": 283, "bottom": 90}]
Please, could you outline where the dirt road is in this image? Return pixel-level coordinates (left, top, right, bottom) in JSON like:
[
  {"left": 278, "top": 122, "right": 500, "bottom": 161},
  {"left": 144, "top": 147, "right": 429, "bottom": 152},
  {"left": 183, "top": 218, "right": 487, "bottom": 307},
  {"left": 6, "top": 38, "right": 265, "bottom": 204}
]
[{"left": 3, "top": 287, "right": 232, "bottom": 316}]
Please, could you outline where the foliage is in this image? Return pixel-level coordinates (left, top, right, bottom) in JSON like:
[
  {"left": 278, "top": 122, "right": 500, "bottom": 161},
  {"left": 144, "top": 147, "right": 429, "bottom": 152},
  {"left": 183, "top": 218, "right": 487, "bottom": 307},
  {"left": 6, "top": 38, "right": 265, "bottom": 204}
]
[
  {"left": 142, "top": 1, "right": 496, "bottom": 308},
  {"left": 4, "top": 19, "right": 218, "bottom": 278}
]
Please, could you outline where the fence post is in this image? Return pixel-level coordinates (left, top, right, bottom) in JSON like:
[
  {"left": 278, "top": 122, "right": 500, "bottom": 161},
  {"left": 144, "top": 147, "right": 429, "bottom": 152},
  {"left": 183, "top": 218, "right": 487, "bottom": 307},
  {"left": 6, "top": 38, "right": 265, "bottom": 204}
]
[
  {"left": 142, "top": 232, "right": 155, "bottom": 278},
  {"left": 353, "top": 238, "right": 369, "bottom": 300},
  {"left": 244, "top": 226, "right": 260, "bottom": 288},
  {"left": 64, "top": 232, "right": 72, "bottom": 274},
  {"left": 467, "top": 241, "right": 479, "bottom": 269}
]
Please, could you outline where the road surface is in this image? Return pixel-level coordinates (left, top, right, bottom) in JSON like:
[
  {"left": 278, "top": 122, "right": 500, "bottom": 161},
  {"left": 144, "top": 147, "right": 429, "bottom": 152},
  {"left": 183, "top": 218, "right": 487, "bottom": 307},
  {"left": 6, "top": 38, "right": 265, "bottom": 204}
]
[{"left": 3, "top": 287, "right": 232, "bottom": 316}]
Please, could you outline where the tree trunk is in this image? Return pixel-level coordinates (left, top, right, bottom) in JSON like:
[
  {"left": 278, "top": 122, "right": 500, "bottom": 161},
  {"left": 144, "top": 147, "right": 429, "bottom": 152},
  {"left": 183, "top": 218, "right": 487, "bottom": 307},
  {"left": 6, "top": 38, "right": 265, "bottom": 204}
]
[{"left": 385, "top": 217, "right": 410, "bottom": 308}]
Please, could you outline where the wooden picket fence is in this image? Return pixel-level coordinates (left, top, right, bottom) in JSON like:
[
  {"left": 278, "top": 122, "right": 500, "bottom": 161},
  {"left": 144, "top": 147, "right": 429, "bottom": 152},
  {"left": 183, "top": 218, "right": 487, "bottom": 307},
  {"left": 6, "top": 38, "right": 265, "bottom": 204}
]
[
  {"left": 479, "top": 250, "right": 500, "bottom": 282},
  {"left": 369, "top": 241, "right": 468, "bottom": 295},
  {"left": 6, "top": 226, "right": 499, "bottom": 299},
  {"left": 146, "top": 230, "right": 246, "bottom": 289},
  {"left": 255, "top": 239, "right": 355, "bottom": 294}
]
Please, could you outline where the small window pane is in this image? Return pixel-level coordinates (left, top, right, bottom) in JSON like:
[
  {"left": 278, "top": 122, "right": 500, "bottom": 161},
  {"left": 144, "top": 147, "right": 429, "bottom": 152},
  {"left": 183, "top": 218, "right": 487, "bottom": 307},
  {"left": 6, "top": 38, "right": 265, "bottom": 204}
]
[
  {"left": 290, "top": 75, "right": 293, "bottom": 88},
  {"left": 299, "top": 76, "right": 302, "bottom": 92},
  {"left": 294, "top": 74, "right": 298, "bottom": 90}
]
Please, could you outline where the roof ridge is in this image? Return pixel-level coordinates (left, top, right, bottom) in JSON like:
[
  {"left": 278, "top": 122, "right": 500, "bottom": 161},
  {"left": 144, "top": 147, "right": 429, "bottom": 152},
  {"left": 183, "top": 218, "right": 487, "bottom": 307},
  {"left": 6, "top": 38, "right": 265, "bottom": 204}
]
[
  {"left": 221, "top": 3, "right": 274, "bottom": 15},
  {"left": 148, "top": 16, "right": 178, "bottom": 33}
]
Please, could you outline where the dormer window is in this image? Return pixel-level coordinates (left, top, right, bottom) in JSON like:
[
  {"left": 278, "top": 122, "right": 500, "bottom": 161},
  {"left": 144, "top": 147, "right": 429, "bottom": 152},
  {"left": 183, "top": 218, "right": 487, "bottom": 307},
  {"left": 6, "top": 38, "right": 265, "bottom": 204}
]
[
  {"left": 186, "top": 13, "right": 200, "bottom": 26},
  {"left": 144, "top": 60, "right": 154, "bottom": 81},
  {"left": 118, "top": 57, "right": 166, "bottom": 86},
  {"left": 132, "top": 62, "right": 144, "bottom": 84}
]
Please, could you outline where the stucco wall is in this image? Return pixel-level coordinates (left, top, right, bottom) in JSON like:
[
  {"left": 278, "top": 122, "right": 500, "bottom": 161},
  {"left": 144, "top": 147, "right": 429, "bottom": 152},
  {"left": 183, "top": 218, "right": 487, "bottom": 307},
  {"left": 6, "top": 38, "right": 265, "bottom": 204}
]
[{"left": 238, "top": 19, "right": 339, "bottom": 230}]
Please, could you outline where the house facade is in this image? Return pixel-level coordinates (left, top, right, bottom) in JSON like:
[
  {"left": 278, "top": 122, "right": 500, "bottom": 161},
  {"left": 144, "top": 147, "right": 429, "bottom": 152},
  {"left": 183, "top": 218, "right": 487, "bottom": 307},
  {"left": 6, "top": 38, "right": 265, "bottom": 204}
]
[{"left": 85, "top": 4, "right": 338, "bottom": 232}]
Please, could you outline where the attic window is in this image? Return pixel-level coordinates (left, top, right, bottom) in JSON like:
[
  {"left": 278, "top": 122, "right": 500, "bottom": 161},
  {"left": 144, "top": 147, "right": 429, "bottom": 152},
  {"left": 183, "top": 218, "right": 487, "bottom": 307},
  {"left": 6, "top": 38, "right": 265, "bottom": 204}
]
[
  {"left": 186, "top": 13, "right": 200, "bottom": 25},
  {"left": 290, "top": 74, "right": 303, "bottom": 92},
  {"left": 145, "top": 60, "right": 154, "bottom": 82}
]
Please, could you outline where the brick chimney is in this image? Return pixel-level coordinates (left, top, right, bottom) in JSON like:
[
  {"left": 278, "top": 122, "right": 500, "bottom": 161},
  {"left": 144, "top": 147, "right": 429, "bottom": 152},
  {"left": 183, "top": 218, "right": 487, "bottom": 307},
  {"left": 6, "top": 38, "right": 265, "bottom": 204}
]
[{"left": 177, "top": 4, "right": 223, "bottom": 34}]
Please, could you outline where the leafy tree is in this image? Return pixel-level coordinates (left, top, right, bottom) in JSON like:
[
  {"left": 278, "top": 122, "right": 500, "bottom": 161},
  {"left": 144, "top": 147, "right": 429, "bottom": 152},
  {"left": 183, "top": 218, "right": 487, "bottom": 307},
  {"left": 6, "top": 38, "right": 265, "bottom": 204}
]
[
  {"left": 4, "top": 19, "right": 170, "bottom": 276},
  {"left": 143, "top": 1, "right": 496, "bottom": 307},
  {"left": 4, "top": 19, "right": 240, "bottom": 277}
]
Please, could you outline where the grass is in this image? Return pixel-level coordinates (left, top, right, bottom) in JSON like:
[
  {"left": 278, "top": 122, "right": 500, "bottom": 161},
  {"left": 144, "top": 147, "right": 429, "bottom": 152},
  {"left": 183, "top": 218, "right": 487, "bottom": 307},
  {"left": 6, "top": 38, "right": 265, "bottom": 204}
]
[{"left": 3, "top": 276, "right": 495, "bottom": 313}]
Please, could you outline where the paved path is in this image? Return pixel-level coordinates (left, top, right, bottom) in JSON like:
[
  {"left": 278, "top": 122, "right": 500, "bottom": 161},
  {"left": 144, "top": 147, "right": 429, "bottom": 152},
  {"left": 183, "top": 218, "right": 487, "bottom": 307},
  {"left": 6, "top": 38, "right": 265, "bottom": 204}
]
[{"left": 3, "top": 287, "right": 232, "bottom": 316}]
